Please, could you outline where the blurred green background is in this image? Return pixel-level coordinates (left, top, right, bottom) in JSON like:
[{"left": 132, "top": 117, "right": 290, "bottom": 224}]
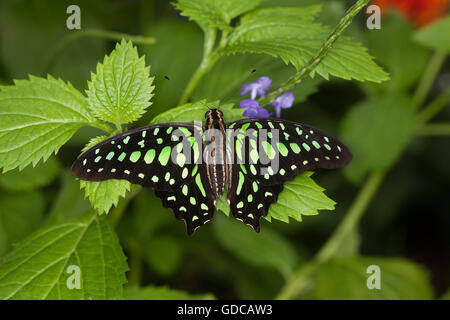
[{"left": 0, "top": 0, "right": 449, "bottom": 299}]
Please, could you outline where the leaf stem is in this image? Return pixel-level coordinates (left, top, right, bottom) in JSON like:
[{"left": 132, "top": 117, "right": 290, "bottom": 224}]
[
  {"left": 416, "top": 88, "right": 450, "bottom": 124},
  {"left": 178, "top": 29, "right": 227, "bottom": 105},
  {"left": 259, "top": 0, "right": 371, "bottom": 106},
  {"left": 46, "top": 29, "right": 156, "bottom": 74},
  {"left": 276, "top": 170, "right": 386, "bottom": 299},
  {"left": 416, "top": 123, "right": 450, "bottom": 136},
  {"left": 89, "top": 121, "right": 115, "bottom": 134},
  {"left": 413, "top": 51, "right": 447, "bottom": 107}
]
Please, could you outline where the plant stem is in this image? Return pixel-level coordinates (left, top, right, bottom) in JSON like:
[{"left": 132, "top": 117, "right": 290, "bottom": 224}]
[
  {"left": 46, "top": 29, "right": 156, "bottom": 73},
  {"left": 89, "top": 121, "right": 115, "bottom": 134},
  {"left": 178, "top": 51, "right": 221, "bottom": 105},
  {"left": 276, "top": 170, "right": 386, "bottom": 299},
  {"left": 260, "top": 0, "right": 371, "bottom": 106},
  {"left": 416, "top": 123, "right": 450, "bottom": 136},
  {"left": 416, "top": 88, "right": 450, "bottom": 124},
  {"left": 108, "top": 186, "right": 141, "bottom": 227},
  {"left": 413, "top": 51, "right": 447, "bottom": 107}
]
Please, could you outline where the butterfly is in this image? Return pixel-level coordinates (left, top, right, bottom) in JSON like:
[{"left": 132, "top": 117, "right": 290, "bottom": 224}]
[{"left": 72, "top": 109, "right": 352, "bottom": 235}]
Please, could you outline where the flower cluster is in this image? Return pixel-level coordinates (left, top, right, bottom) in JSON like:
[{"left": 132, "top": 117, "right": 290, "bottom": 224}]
[
  {"left": 372, "top": 0, "right": 449, "bottom": 27},
  {"left": 239, "top": 76, "right": 295, "bottom": 119}
]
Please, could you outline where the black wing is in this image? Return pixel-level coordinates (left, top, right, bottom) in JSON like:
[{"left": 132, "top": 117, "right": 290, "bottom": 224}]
[
  {"left": 226, "top": 118, "right": 352, "bottom": 231},
  {"left": 72, "top": 123, "right": 214, "bottom": 234}
]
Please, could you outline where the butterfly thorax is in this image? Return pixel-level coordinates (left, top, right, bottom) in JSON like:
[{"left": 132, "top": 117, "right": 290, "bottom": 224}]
[{"left": 204, "top": 109, "right": 227, "bottom": 197}]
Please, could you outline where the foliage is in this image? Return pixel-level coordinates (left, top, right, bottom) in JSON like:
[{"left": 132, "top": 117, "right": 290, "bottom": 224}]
[
  {"left": 0, "top": 212, "right": 128, "bottom": 300},
  {"left": 0, "top": 0, "right": 447, "bottom": 300}
]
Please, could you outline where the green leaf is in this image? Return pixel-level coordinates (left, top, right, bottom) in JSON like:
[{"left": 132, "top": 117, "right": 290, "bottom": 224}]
[
  {"left": 267, "top": 172, "right": 336, "bottom": 223},
  {"left": 87, "top": 40, "right": 154, "bottom": 125},
  {"left": 144, "top": 236, "right": 182, "bottom": 277},
  {"left": 0, "top": 211, "right": 128, "bottom": 300},
  {"left": 0, "top": 156, "right": 61, "bottom": 191},
  {"left": 414, "top": 15, "right": 450, "bottom": 53},
  {"left": 0, "top": 191, "right": 44, "bottom": 257},
  {"left": 316, "top": 257, "right": 434, "bottom": 300},
  {"left": 0, "top": 75, "right": 97, "bottom": 172},
  {"left": 150, "top": 100, "right": 243, "bottom": 124},
  {"left": 224, "top": 6, "right": 388, "bottom": 82},
  {"left": 78, "top": 136, "right": 131, "bottom": 214},
  {"left": 213, "top": 214, "right": 300, "bottom": 279},
  {"left": 175, "top": 0, "right": 266, "bottom": 29},
  {"left": 340, "top": 95, "right": 415, "bottom": 183},
  {"left": 124, "top": 285, "right": 214, "bottom": 300}
]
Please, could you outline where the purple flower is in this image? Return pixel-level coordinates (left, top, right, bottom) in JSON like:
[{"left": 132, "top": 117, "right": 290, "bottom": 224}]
[
  {"left": 240, "top": 99, "right": 271, "bottom": 118},
  {"left": 240, "top": 76, "right": 272, "bottom": 100},
  {"left": 271, "top": 91, "right": 295, "bottom": 118}
]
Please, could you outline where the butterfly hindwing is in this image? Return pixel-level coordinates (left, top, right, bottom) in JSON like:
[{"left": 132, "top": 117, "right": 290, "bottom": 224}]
[
  {"left": 226, "top": 118, "right": 352, "bottom": 231},
  {"left": 156, "top": 166, "right": 216, "bottom": 235},
  {"left": 226, "top": 165, "right": 283, "bottom": 232}
]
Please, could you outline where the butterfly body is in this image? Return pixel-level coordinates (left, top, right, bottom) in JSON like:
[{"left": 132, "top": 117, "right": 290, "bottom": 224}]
[{"left": 72, "top": 109, "right": 352, "bottom": 234}]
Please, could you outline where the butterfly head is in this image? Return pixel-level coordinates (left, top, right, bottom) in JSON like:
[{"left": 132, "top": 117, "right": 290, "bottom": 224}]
[{"left": 205, "top": 109, "right": 223, "bottom": 122}]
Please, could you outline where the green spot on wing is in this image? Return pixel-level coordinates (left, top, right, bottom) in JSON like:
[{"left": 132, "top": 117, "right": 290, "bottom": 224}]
[
  {"left": 118, "top": 152, "right": 127, "bottom": 162},
  {"left": 129, "top": 151, "right": 141, "bottom": 163},
  {"left": 236, "top": 171, "right": 245, "bottom": 195},
  {"left": 195, "top": 174, "right": 206, "bottom": 197},
  {"left": 158, "top": 146, "right": 171, "bottom": 166},
  {"left": 144, "top": 149, "right": 155, "bottom": 164},
  {"left": 277, "top": 142, "right": 289, "bottom": 157},
  {"left": 290, "top": 143, "right": 301, "bottom": 154}
]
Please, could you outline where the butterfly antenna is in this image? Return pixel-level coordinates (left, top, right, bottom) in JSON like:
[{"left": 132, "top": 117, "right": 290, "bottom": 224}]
[{"left": 164, "top": 76, "right": 211, "bottom": 110}]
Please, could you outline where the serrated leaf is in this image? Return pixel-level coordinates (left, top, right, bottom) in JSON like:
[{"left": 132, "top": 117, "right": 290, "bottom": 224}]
[
  {"left": 414, "top": 15, "right": 450, "bottom": 53},
  {"left": 267, "top": 172, "right": 336, "bottom": 223},
  {"left": 0, "top": 75, "right": 97, "bottom": 172},
  {"left": 213, "top": 214, "right": 299, "bottom": 279},
  {"left": 0, "top": 157, "right": 61, "bottom": 191},
  {"left": 316, "top": 257, "right": 434, "bottom": 300},
  {"left": 124, "top": 285, "right": 214, "bottom": 300},
  {"left": 87, "top": 40, "right": 154, "bottom": 124},
  {"left": 0, "top": 191, "right": 44, "bottom": 256},
  {"left": 150, "top": 100, "right": 243, "bottom": 124},
  {"left": 340, "top": 95, "right": 415, "bottom": 183},
  {"left": 78, "top": 136, "right": 131, "bottom": 214},
  {"left": 0, "top": 211, "right": 128, "bottom": 300},
  {"left": 224, "top": 6, "right": 388, "bottom": 82},
  {"left": 175, "top": 0, "right": 266, "bottom": 29}
]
